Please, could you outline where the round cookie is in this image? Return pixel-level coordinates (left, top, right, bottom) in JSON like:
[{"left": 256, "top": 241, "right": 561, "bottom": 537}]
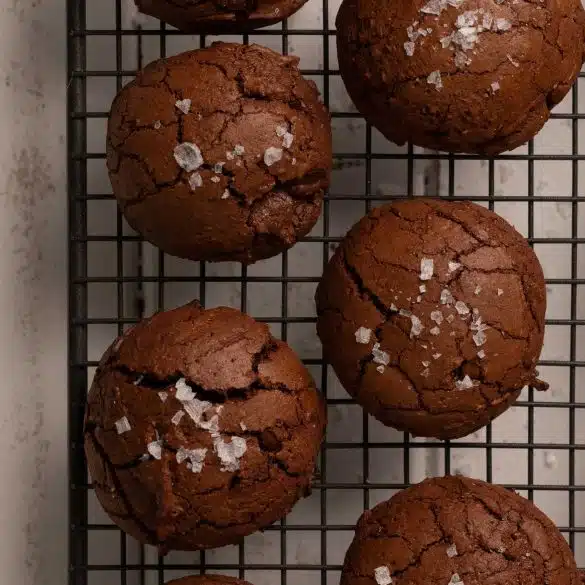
[
  {"left": 84, "top": 301, "right": 326, "bottom": 551},
  {"left": 341, "top": 475, "right": 578, "bottom": 585},
  {"left": 107, "top": 42, "right": 332, "bottom": 264},
  {"left": 336, "top": 0, "right": 585, "bottom": 155},
  {"left": 316, "top": 199, "right": 547, "bottom": 440},
  {"left": 135, "top": 0, "right": 308, "bottom": 33},
  {"left": 167, "top": 577, "right": 253, "bottom": 585}
]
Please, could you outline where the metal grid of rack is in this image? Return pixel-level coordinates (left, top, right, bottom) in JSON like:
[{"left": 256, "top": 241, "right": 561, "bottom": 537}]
[{"left": 68, "top": 0, "right": 585, "bottom": 583}]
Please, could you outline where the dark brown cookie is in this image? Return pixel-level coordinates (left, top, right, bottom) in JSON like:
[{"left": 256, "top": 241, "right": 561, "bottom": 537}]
[
  {"left": 341, "top": 476, "right": 578, "bottom": 585},
  {"left": 336, "top": 0, "right": 585, "bottom": 155},
  {"left": 316, "top": 199, "right": 547, "bottom": 440},
  {"left": 107, "top": 42, "right": 332, "bottom": 264},
  {"left": 167, "top": 576, "right": 253, "bottom": 585},
  {"left": 136, "top": 0, "right": 308, "bottom": 33},
  {"left": 84, "top": 301, "right": 326, "bottom": 551}
]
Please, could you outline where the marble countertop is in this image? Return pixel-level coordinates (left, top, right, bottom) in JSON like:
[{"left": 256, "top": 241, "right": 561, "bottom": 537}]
[{"left": 0, "top": 1, "right": 67, "bottom": 584}]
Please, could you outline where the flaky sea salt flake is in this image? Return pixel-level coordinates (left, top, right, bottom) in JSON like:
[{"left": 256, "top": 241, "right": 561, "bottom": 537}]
[
  {"left": 455, "top": 375, "right": 474, "bottom": 390},
  {"left": 507, "top": 54, "right": 520, "bottom": 67},
  {"left": 420, "top": 0, "right": 444, "bottom": 15},
  {"left": 214, "top": 436, "right": 247, "bottom": 472},
  {"left": 355, "top": 327, "right": 372, "bottom": 344},
  {"left": 376, "top": 365, "right": 385, "bottom": 374},
  {"left": 221, "top": 189, "right": 230, "bottom": 199},
  {"left": 495, "top": 18, "right": 512, "bottom": 31},
  {"left": 171, "top": 410, "right": 185, "bottom": 425},
  {"left": 282, "top": 132, "right": 294, "bottom": 149},
  {"left": 431, "top": 310, "right": 444, "bottom": 325},
  {"left": 448, "top": 261, "right": 461, "bottom": 273},
  {"left": 430, "top": 327, "right": 441, "bottom": 336},
  {"left": 441, "top": 289, "right": 454, "bottom": 305},
  {"left": 473, "top": 330, "right": 487, "bottom": 347},
  {"left": 420, "top": 284, "right": 427, "bottom": 293},
  {"left": 433, "top": 353, "right": 442, "bottom": 360},
  {"left": 449, "top": 574, "right": 463, "bottom": 585},
  {"left": 211, "top": 176, "right": 220, "bottom": 183},
  {"left": 420, "top": 258, "right": 434, "bottom": 281},
  {"left": 374, "top": 566, "right": 392, "bottom": 585},
  {"left": 115, "top": 416, "right": 131, "bottom": 435},
  {"left": 410, "top": 315, "right": 424, "bottom": 337},
  {"left": 174, "top": 142, "right": 203, "bottom": 172},
  {"left": 455, "top": 300, "right": 470, "bottom": 315},
  {"left": 474, "top": 285, "right": 481, "bottom": 295},
  {"left": 427, "top": 70, "right": 443, "bottom": 91},
  {"left": 372, "top": 343, "right": 390, "bottom": 366},
  {"left": 497, "top": 288, "right": 504, "bottom": 296},
  {"left": 491, "top": 81, "right": 501, "bottom": 93},
  {"left": 234, "top": 144, "right": 245, "bottom": 156},
  {"left": 404, "top": 41, "right": 415, "bottom": 57},
  {"left": 183, "top": 398, "right": 213, "bottom": 427},
  {"left": 147, "top": 439, "right": 163, "bottom": 460},
  {"left": 276, "top": 124, "right": 288, "bottom": 137},
  {"left": 153, "top": 120, "right": 162, "bottom": 130},
  {"left": 264, "top": 146, "right": 283, "bottom": 166},
  {"left": 176, "top": 447, "right": 207, "bottom": 473},
  {"left": 477, "top": 350, "right": 486, "bottom": 359},
  {"left": 175, "top": 378, "right": 195, "bottom": 402},
  {"left": 446, "top": 543, "right": 458, "bottom": 558},
  {"left": 188, "top": 172, "right": 203, "bottom": 190},
  {"left": 158, "top": 391, "right": 168, "bottom": 402},
  {"left": 240, "top": 422, "right": 247, "bottom": 431},
  {"left": 175, "top": 98, "right": 192, "bottom": 114}
]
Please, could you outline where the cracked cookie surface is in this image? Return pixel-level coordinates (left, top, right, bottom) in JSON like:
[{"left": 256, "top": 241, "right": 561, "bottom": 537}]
[
  {"left": 315, "top": 199, "right": 546, "bottom": 440},
  {"left": 84, "top": 300, "right": 326, "bottom": 551},
  {"left": 341, "top": 476, "right": 578, "bottom": 585},
  {"left": 136, "top": 0, "right": 308, "bottom": 33},
  {"left": 336, "top": 0, "right": 585, "bottom": 155},
  {"left": 107, "top": 42, "right": 332, "bottom": 264}
]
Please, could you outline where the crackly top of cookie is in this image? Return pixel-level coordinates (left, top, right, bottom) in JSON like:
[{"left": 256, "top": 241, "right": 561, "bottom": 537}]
[
  {"left": 341, "top": 475, "right": 577, "bottom": 585},
  {"left": 335, "top": 0, "right": 585, "bottom": 154},
  {"left": 85, "top": 300, "right": 326, "bottom": 550},
  {"left": 316, "top": 198, "right": 546, "bottom": 438},
  {"left": 107, "top": 42, "right": 331, "bottom": 263},
  {"left": 136, "top": 0, "right": 309, "bottom": 33}
]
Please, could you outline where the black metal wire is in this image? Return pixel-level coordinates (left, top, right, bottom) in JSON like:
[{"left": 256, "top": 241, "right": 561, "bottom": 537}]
[{"left": 68, "top": 0, "right": 585, "bottom": 583}]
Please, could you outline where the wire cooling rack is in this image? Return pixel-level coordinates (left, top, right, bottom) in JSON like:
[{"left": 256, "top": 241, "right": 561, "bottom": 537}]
[{"left": 68, "top": 0, "right": 585, "bottom": 584}]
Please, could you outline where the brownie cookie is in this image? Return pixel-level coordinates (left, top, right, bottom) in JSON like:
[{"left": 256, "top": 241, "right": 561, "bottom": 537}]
[
  {"left": 107, "top": 42, "right": 332, "bottom": 264},
  {"left": 135, "top": 0, "right": 308, "bottom": 33},
  {"left": 341, "top": 475, "right": 578, "bottom": 585},
  {"left": 167, "top": 577, "right": 253, "bottom": 585},
  {"left": 336, "top": 0, "right": 585, "bottom": 155},
  {"left": 84, "top": 301, "right": 326, "bottom": 551},
  {"left": 316, "top": 199, "right": 547, "bottom": 440}
]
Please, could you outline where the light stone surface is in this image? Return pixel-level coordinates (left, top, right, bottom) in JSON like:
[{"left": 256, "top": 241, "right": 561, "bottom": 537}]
[{"left": 0, "top": 1, "right": 67, "bottom": 584}]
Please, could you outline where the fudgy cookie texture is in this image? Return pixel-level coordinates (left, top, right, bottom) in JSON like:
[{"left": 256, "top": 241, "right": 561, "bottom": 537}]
[
  {"left": 84, "top": 301, "right": 326, "bottom": 551},
  {"left": 135, "top": 0, "right": 308, "bottom": 33},
  {"left": 341, "top": 475, "right": 578, "bottom": 585},
  {"left": 167, "top": 577, "right": 253, "bottom": 585},
  {"left": 336, "top": 0, "right": 585, "bottom": 155},
  {"left": 107, "top": 42, "right": 331, "bottom": 264},
  {"left": 316, "top": 199, "right": 547, "bottom": 440}
]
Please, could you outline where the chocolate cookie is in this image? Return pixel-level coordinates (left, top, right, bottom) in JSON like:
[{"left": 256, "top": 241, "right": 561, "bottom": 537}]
[
  {"left": 336, "top": 0, "right": 585, "bottom": 155},
  {"left": 135, "top": 0, "right": 308, "bottom": 33},
  {"left": 316, "top": 199, "right": 547, "bottom": 440},
  {"left": 167, "top": 577, "right": 253, "bottom": 585},
  {"left": 341, "top": 475, "right": 578, "bottom": 585},
  {"left": 84, "top": 301, "right": 326, "bottom": 551},
  {"left": 107, "top": 42, "right": 332, "bottom": 264}
]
